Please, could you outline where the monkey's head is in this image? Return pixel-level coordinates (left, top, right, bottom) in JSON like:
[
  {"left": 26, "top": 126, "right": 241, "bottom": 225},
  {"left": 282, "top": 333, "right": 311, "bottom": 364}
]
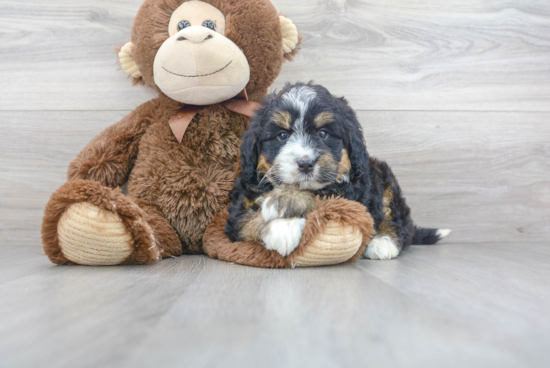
[{"left": 118, "top": 0, "right": 301, "bottom": 105}]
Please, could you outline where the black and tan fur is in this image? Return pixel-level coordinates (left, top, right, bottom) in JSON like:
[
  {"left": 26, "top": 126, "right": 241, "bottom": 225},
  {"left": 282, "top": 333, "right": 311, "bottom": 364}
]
[{"left": 225, "top": 82, "right": 448, "bottom": 258}]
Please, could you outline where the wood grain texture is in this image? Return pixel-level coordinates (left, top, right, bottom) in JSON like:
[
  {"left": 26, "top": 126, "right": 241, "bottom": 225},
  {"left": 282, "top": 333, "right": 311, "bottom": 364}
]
[
  {"left": 1, "top": 0, "right": 550, "bottom": 367},
  {"left": 0, "top": 0, "right": 156, "bottom": 111},
  {"left": 1, "top": 0, "right": 549, "bottom": 111},
  {"left": 275, "top": 0, "right": 550, "bottom": 111},
  {"left": 1, "top": 245, "right": 549, "bottom": 368},
  {"left": 360, "top": 110, "right": 550, "bottom": 244}
]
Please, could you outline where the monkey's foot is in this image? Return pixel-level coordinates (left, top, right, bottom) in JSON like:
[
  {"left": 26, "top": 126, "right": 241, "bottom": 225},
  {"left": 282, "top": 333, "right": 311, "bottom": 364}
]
[
  {"left": 42, "top": 180, "right": 160, "bottom": 266},
  {"left": 58, "top": 202, "right": 136, "bottom": 265}
]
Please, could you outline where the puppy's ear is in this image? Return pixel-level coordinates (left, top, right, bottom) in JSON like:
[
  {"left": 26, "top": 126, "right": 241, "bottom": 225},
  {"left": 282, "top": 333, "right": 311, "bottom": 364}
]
[
  {"left": 239, "top": 124, "right": 261, "bottom": 185},
  {"left": 337, "top": 97, "right": 370, "bottom": 182},
  {"left": 240, "top": 98, "right": 274, "bottom": 185}
]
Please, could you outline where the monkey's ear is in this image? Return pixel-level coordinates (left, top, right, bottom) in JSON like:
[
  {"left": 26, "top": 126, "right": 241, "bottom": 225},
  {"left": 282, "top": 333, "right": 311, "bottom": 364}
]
[
  {"left": 280, "top": 16, "right": 301, "bottom": 60},
  {"left": 118, "top": 42, "right": 143, "bottom": 83}
]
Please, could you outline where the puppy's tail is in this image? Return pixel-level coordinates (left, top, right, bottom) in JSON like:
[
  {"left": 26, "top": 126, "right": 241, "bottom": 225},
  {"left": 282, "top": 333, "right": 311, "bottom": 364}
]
[{"left": 412, "top": 227, "right": 452, "bottom": 245}]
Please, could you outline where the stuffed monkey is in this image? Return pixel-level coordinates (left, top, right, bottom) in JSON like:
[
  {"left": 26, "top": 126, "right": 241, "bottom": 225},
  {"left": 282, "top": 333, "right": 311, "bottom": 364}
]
[{"left": 42, "top": 0, "right": 374, "bottom": 267}]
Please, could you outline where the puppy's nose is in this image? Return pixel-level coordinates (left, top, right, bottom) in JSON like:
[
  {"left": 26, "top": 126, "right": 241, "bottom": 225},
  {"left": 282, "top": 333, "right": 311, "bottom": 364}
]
[
  {"left": 297, "top": 159, "right": 315, "bottom": 174},
  {"left": 177, "top": 26, "right": 214, "bottom": 43}
]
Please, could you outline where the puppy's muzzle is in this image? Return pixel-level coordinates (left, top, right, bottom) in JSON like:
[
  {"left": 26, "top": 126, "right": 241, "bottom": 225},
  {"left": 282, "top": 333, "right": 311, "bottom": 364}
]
[{"left": 297, "top": 158, "right": 316, "bottom": 174}]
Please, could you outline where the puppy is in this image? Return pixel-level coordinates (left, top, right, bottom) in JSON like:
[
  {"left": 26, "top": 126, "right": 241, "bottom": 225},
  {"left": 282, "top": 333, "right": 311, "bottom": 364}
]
[{"left": 225, "top": 82, "right": 451, "bottom": 259}]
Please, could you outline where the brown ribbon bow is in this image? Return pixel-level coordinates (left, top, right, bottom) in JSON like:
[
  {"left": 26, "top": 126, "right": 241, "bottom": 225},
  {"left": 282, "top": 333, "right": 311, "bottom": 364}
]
[{"left": 169, "top": 89, "right": 261, "bottom": 143}]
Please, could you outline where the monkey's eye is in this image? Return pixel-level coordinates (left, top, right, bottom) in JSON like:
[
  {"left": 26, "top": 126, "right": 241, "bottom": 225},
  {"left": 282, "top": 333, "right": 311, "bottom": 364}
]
[
  {"left": 178, "top": 21, "right": 191, "bottom": 31},
  {"left": 277, "top": 132, "right": 290, "bottom": 142},
  {"left": 319, "top": 130, "right": 329, "bottom": 139},
  {"left": 202, "top": 20, "right": 216, "bottom": 31}
]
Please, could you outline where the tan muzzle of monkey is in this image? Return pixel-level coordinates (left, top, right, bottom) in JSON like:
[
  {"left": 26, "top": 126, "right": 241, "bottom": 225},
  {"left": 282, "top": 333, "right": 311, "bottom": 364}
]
[{"left": 153, "top": 26, "right": 250, "bottom": 105}]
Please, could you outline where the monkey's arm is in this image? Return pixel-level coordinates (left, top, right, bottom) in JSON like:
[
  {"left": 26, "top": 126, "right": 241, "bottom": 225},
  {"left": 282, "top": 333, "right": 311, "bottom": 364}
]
[{"left": 67, "top": 97, "right": 178, "bottom": 188}]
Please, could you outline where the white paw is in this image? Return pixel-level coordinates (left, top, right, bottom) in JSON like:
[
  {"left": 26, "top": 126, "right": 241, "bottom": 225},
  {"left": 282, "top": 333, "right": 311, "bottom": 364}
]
[
  {"left": 363, "top": 235, "right": 400, "bottom": 260},
  {"left": 261, "top": 197, "right": 281, "bottom": 222},
  {"left": 262, "top": 218, "right": 306, "bottom": 257}
]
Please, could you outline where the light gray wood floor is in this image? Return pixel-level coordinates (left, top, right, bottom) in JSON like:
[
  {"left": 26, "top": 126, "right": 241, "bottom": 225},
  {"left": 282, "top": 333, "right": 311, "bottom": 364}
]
[
  {"left": 2, "top": 243, "right": 550, "bottom": 368},
  {"left": 1, "top": 0, "right": 549, "bottom": 367}
]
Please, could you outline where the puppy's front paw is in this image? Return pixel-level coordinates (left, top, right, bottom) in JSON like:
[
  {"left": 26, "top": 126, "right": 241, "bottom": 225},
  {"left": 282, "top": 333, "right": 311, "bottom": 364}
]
[
  {"left": 261, "top": 189, "right": 317, "bottom": 222},
  {"left": 262, "top": 218, "right": 306, "bottom": 257},
  {"left": 261, "top": 197, "right": 281, "bottom": 222},
  {"left": 363, "top": 235, "right": 400, "bottom": 260}
]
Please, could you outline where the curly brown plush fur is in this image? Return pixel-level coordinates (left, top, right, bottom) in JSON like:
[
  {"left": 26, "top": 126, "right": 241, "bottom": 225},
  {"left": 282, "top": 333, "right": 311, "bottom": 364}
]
[
  {"left": 127, "top": 103, "right": 248, "bottom": 253},
  {"left": 42, "top": 0, "right": 299, "bottom": 265}
]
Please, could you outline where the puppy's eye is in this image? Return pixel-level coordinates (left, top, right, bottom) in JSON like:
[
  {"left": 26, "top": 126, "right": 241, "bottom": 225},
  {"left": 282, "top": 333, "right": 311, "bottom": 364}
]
[
  {"left": 178, "top": 21, "right": 191, "bottom": 30},
  {"left": 319, "top": 130, "right": 329, "bottom": 139},
  {"left": 202, "top": 20, "right": 216, "bottom": 31},
  {"left": 278, "top": 132, "right": 289, "bottom": 141}
]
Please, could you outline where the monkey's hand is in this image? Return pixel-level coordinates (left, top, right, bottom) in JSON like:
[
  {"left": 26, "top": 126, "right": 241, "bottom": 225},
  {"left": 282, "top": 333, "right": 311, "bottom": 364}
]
[{"left": 260, "top": 187, "right": 316, "bottom": 222}]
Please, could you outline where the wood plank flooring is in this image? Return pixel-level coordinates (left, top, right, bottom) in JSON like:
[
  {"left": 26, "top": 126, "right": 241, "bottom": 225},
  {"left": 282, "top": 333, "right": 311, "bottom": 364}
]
[
  {"left": 1, "top": 0, "right": 549, "bottom": 367},
  {"left": 1, "top": 244, "right": 550, "bottom": 368}
]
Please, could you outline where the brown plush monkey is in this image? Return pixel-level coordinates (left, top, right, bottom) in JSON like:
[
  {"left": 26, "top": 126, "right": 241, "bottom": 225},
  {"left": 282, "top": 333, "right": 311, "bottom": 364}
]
[{"left": 42, "top": 0, "right": 374, "bottom": 267}]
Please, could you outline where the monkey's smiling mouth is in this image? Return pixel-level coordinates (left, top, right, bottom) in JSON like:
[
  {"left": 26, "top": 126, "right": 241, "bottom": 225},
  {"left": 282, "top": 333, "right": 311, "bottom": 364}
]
[{"left": 163, "top": 61, "right": 233, "bottom": 78}]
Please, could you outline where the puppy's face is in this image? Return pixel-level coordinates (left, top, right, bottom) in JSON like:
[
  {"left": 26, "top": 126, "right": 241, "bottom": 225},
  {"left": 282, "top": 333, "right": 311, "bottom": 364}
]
[{"left": 256, "top": 85, "right": 351, "bottom": 190}]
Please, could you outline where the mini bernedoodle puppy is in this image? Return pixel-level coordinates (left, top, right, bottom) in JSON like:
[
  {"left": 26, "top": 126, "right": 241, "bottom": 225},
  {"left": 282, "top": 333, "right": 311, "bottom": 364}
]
[{"left": 225, "top": 82, "right": 451, "bottom": 260}]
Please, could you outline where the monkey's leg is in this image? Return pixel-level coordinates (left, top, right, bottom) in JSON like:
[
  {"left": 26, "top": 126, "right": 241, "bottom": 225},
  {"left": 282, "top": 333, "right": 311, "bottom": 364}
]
[
  {"left": 132, "top": 199, "right": 182, "bottom": 259},
  {"left": 42, "top": 180, "right": 181, "bottom": 265}
]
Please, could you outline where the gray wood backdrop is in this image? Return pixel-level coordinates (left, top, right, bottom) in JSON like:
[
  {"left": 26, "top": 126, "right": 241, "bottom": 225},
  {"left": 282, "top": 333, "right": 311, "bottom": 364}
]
[
  {"left": 1, "top": 0, "right": 549, "bottom": 246},
  {"left": 2, "top": 1, "right": 550, "bottom": 367}
]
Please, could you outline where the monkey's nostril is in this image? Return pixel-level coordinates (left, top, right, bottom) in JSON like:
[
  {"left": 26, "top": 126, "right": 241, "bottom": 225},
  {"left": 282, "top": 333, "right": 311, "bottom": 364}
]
[
  {"left": 205, "top": 34, "right": 213, "bottom": 40},
  {"left": 177, "top": 36, "right": 187, "bottom": 41}
]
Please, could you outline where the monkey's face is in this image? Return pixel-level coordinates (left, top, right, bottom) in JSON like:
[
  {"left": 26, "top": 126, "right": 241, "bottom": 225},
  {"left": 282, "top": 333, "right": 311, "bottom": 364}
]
[
  {"left": 120, "top": 0, "right": 301, "bottom": 104},
  {"left": 153, "top": 1, "right": 250, "bottom": 105}
]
